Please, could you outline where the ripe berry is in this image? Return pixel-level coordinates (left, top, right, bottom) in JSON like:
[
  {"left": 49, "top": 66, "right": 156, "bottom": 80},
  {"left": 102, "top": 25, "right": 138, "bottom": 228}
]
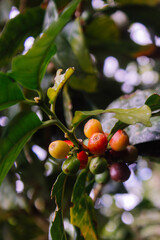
[
  {"left": 64, "top": 140, "right": 74, "bottom": 147},
  {"left": 88, "top": 132, "right": 108, "bottom": 155},
  {"left": 48, "top": 140, "right": 70, "bottom": 159},
  {"left": 109, "top": 130, "right": 129, "bottom": 151},
  {"left": 77, "top": 151, "right": 88, "bottom": 169},
  {"left": 122, "top": 145, "right": 138, "bottom": 164},
  {"left": 109, "top": 162, "right": 131, "bottom": 182},
  {"left": 89, "top": 156, "right": 107, "bottom": 174},
  {"left": 84, "top": 118, "right": 103, "bottom": 139},
  {"left": 62, "top": 156, "right": 80, "bottom": 175}
]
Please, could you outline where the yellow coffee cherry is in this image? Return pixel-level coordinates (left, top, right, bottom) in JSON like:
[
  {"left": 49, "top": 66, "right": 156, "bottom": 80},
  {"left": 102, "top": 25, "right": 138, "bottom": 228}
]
[{"left": 48, "top": 140, "right": 70, "bottom": 159}]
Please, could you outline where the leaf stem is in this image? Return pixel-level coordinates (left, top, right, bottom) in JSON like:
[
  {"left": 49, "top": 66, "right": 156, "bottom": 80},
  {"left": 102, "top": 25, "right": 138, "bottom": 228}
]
[{"left": 39, "top": 101, "right": 80, "bottom": 147}]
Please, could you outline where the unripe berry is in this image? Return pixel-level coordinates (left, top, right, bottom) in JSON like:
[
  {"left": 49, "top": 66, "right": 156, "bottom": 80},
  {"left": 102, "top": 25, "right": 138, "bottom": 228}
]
[
  {"left": 84, "top": 118, "right": 103, "bottom": 138},
  {"left": 95, "top": 170, "right": 109, "bottom": 184},
  {"left": 48, "top": 140, "right": 70, "bottom": 159},
  {"left": 88, "top": 132, "right": 108, "bottom": 155},
  {"left": 62, "top": 156, "right": 80, "bottom": 175},
  {"left": 89, "top": 156, "right": 107, "bottom": 174},
  {"left": 109, "top": 130, "right": 129, "bottom": 151},
  {"left": 109, "top": 162, "right": 131, "bottom": 182},
  {"left": 77, "top": 151, "right": 88, "bottom": 169}
]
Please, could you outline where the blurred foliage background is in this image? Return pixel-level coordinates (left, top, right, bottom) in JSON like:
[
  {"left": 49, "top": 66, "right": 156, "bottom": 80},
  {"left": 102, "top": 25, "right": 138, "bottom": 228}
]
[{"left": 1, "top": 0, "right": 160, "bottom": 239}]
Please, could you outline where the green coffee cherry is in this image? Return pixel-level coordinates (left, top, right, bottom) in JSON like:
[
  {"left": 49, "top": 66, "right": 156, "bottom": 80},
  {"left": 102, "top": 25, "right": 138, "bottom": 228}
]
[
  {"left": 89, "top": 156, "right": 107, "bottom": 175},
  {"left": 95, "top": 170, "right": 109, "bottom": 184},
  {"left": 62, "top": 156, "right": 80, "bottom": 176}
]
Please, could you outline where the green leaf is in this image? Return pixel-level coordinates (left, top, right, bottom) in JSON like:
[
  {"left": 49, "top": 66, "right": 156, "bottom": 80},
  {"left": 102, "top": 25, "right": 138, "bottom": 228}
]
[
  {"left": 72, "top": 105, "right": 152, "bottom": 129},
  {"left": 53, "top": 19, "right": 98, "bottom": 92},
  {"left": 70, "top": 169, "right": 98, "bottom": 240},
  {"left": 47, "top": 67, "right": 75, "bottom": 105},
  {"left": 145, "top": 94, "right": 160, "bottom": 111},
  {"left": 85, "top": 15, "right": 119, "bottom": 46},
  {"left": 10, "top": 0, "right": 82, "bottom": 90},
  {"left": 0, "top": 7, "right": 45, "bottom": 68},
  {"left": 0, "top": 112, "right": 42, "bottom": 185},
  {"left": 66, "top": 18, "right": 97, "bottom": 75},
  {"left": 0, "top": 72, "right": 24, "bottom": 110},
  {"left": 50, "top": 172, "right": 67, "bottom": 240}
]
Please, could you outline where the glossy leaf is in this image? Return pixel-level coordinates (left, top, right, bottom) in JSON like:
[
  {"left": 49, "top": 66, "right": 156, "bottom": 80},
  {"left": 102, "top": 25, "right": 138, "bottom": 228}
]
[
  {"left": 72, "top": 105, "right": 152, "bottom": 129},
  {"left": 53, "top": 19, "right": 98, "bottom": 92},
  {"left": 50, "top": 172, "right": 67, "bottom": 240},
  {"left": 0, "top": 7, "right": 45, "bottom": 68},
  {"left": 70, "top": 169, "right": 98, "bottom": 240},
  {"left": 47, "top": 67, "right": 74, "bottom": 105},
  {"left": 66, "top": 19, "right": 97, "bottom": 75},
  {"left": 145, "top": 94, "right": 160, "bottom": 111},
  {"left": 10, "top": 0, "right": 82, "bottom": 90},
  {"left": 0, "top": 112, "right": 42, "bottom": 185},
  {"left": 0, "top": 72, "right": 24, "bottom": 110},
  {"left": 100, "top": 90, "right": 160, "bottom": 146}
]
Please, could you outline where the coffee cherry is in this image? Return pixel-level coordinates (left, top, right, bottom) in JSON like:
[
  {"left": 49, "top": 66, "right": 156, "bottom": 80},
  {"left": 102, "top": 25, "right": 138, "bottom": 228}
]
[
  {"left": 84, "top": 118, "right": 103, "bottom": 138},
  {"left": 109, "top": 162, "right": 131, "bottom": 182},
  {"left": 64, "top": 140, "right": 74, "bottom": 147},
  {"left": 95, "top": 170, "right": 109, "bottom": 184},
  {"left": 62, "top": 156, "right": 80, "bottom": 175},
  {"left": 77, "top": 151, "right": 88, "bottom": 169},
  {"left": 89, "top": 156, "right": 107, "bottom": 174},
  {"left": 109, "top": 149, "right": 125, "bottom": 161},
  {"left": 48, "top": 140, "right": 70, "bottom": 159},
  {"left": 109, "top": 130, "right": 129, "bottom": 151},
  {"left": 88, "top": 133, "right": 108, "bottom": 155},
  {"left": 122, "top": 145, "right": 138, "bottom": 164}
]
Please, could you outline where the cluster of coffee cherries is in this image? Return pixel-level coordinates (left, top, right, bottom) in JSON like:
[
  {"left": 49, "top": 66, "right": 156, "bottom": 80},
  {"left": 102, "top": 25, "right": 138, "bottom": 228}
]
[{"left": 48, "top": 119, "right": 138, "bottom": 183}]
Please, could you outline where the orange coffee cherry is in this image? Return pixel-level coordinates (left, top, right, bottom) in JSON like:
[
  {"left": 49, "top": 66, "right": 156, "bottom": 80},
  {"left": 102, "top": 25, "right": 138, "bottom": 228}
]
[
  {"left": 84, "top": 118, "right": 103, "bottom": 138},
  {"left": 109, "top": 130, "right": 129, "bottom": 151}
]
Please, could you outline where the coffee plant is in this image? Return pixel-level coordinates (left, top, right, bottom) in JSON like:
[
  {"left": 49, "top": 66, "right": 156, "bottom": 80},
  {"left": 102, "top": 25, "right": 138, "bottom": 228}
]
[{"left": 1, "top": 0, "right": 160, "bottom": 239}]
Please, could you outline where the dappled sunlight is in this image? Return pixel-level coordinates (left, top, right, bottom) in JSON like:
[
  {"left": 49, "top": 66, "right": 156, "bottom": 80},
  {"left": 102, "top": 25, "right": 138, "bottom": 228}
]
[
  {"left": 91, "top": 0, "right": 108, "bottom": 9},
  {"left": 103, "top": 56, "right": 119, "bottom": 78},
  {"left": 129, "top": 23, "right": 152, "bottom": 46},
  {"left": 111, "top": 10, "right": 128, "bottom": 28},
  {"left": 16, "top": 180, "right": 24, "bottom": 193},
  {"left": 0, "top": 116, "right": 8, "bottom": 127},
  {"left": 23, "top": 36, "right": 35, "bottom": 55},
  {"left": 9, "top": 6, "right": 19, "bottom": 19},
  {"left": 114, "top": 193, "right": 142, "bottom": 211},
  {"left": 32, "top": 145, "right": 47, "bottom": 161},
  {"left": 121, "top": 211, "right": 134, "bottom": 225}
]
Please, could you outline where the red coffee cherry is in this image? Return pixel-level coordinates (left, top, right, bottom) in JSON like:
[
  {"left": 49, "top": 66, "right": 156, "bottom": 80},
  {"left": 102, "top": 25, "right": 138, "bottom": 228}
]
[
  {"left": 88, "top": 133, "right": 108, "bottom": 155},
  {"left": 49, "top": 140, "right": 70, "bottom": 159},
  {"left": 64, "top": 140, "right": 74, "bottom": 147},
  {"left": 109, "top": 130, "right": 129, "bottom": 151},
  {"left": 84, "top": 118, "right": 103, "bottom": 139},
  {"left": 109, "top": 162, "right": 131, "bottom": 182},
  {"left": 77, "top": 151, "right": 88, "bottom": 169}
]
